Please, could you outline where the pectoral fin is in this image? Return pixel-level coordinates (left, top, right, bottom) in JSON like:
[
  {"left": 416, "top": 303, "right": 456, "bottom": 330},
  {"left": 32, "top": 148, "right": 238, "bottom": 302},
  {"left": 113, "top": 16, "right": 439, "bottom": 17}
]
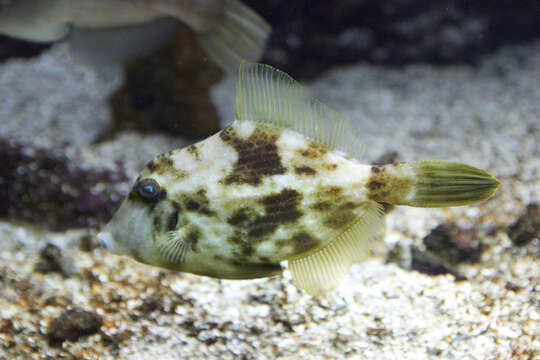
[
  {"left": 155, "top": 227, "right": 194, "bottom": 264},
  {"left": 288, "top": 201, "right": 385, "bottom": 296}
]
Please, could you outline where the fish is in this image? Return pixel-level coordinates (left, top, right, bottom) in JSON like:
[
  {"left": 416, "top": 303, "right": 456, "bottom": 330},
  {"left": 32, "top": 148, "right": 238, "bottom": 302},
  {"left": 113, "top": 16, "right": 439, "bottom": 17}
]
[
  {"left": 97, "top": 62, "right": 501, "bottom": 296},
  {"left": 0, "top": 0, "right": 269, "bottom": 71}
]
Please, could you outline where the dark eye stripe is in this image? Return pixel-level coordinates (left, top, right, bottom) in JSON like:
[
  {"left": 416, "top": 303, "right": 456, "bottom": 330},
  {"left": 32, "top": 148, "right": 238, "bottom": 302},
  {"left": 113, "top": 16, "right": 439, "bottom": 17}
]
[{"left": 167, "top": 210, "right": 179, "bottom": 232}]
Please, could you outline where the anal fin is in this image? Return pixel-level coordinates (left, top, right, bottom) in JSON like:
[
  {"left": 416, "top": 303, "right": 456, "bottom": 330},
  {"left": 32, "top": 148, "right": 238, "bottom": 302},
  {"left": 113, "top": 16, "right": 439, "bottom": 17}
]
[{"left": 288, "top": 201, "right": 385, "bottom": 296}]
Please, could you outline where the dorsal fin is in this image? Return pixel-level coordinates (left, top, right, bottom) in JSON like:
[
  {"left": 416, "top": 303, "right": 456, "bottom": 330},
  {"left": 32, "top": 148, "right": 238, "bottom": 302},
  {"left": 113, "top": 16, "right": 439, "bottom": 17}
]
[
  {"left": 235, "top": 62, "right": 364, "bottom": 158},
  {"left": 288, "top": 201, "right": 385, "bottom": 296}
]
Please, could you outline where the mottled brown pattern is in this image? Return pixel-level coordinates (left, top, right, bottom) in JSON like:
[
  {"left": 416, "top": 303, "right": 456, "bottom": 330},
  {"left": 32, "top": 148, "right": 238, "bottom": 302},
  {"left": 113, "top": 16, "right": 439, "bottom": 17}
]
[
  {"left": 186, "top": 145, "right": 201, "bottom": 161},
  {"left": 261, "top": 189, "right": 302, "bottom": 209},
  {"left": 324, "top": 201, "right": 360, "bottom": 229},
  {"left": 306, "top": 184, "right": 365, "bottom": 229},
  {"left": 297, "top": 141, "right": 328, "bottom": 159},
  {"left": 294, "top": 166, "right": 316, "bottom": 175},
  {"left": 145, "top": 154, "right": 174, "bottom": 175},
  {"left": 184, "top": 227, "right": 200, "bottom": 251},
  {"left": 259, "top": 189, "right": 303, "bottom": 222},
  {"left": 367, "top": 165, "right": 412, "bottom": 203},
  {"left": 311, "top": 186, "right": 347, "bottom": 213},
  {"left": 178, "top": 189, "right": 215, "bottom": 216},
  {"left": 311, "top": 201, "right": 332, "bottom": 211},
  {"left": 247, "top": 189, "right": 304, "bottom": 238},
  {"left": 247, "top": 223, "right": 278, "bottom": 238},
  {"left": 291, "top": 231, "right": 320, "bottom": 255},
  {"left": 220, "top": 188, "right": 305, "bottom": 264},
  {"left": 368, "top": 180, "right": 385, "bottom": 191},
  {"left": 323, "top": 163, "right": 338, "bottom": 171},
  {"left": 323, "top": 186, "right": 344, "bottom": 197},
  {"left": 219, "top": 125, "right": 286, "bottom": 186},
  {"left": 225, "top": 229, "right": 283, "bottom": 275},
  {"left": 227, "top": 208, "right": 250, "bottom": 226},
  {"left": 227, "top": 234, "right": 254, "bottom": 257}
]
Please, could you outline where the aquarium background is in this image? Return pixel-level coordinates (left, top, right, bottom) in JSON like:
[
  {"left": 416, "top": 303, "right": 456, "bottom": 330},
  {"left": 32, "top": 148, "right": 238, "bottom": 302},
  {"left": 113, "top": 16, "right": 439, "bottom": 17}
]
[{"left": 0, "top": 1, "right": 538, "bottom": 359}]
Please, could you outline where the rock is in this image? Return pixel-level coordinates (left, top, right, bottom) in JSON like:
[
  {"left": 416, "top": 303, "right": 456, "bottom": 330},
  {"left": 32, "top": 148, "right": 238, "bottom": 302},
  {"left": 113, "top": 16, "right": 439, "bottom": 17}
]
[
  {"left": 0, "top": 35, "right": 51, "bottom": 62},
  {"left": 108, "top": 25, "right": 222, "bottom": 140},
  {"left": 410, "top": 246, "right": 466, "bottom": 281},
  {"left": 504, "top": 281, "right": 521, "bottom": 292},
  {"left": 386, "top": 243, "right": 466, "bottom": 280},
  {"left": 507, "top": 203, "right": 540, "bottom": 246},
  {"left": 0, "top": 44, "right": 121, "bottom": 149},
  {"left": 245, "top": 0, "right": 540, "bottom": 79},
  {"left": 101, "top": 333, "right": 126, "bottom": 357},
  {"left": 371, "top": 151, "right": 400, "bottom": 166},
  {"left": 34, "top": 243, "right": 65, "bottom": 276},
  {"left": 423, "top": 223, "right": 483, "bottom": 264},
  {"left": 47, "top": 308, "right": 103, "bottom": 346},
  {"left": 0, "top": 139, "right": 127, "bottom": 230},
  {"left": 136, "top": 293, "right": 163, "bottom": 315},
  {"left": 79, "top": 234, "right": 98, "bottom": 252}
]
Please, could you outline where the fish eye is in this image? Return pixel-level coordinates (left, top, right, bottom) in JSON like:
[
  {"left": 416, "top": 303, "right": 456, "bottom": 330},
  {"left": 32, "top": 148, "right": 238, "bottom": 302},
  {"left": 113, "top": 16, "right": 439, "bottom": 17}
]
[{"left": 136, "top": 178, "right": 161, "bottom": 200}]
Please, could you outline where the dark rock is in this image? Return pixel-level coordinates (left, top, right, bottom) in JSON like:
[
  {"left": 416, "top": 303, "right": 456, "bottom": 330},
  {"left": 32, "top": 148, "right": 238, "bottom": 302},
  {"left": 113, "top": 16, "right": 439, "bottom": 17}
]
[
  {"left": 34, "top": 243, "right": 64, "bottom": 276},
  {"left": 504, "top": 281, "right": 521, "bottom": 292},
  {"left": 245, "top": 0, "right": 540, "bottom": 79},
  {"left": 201, "top": 335, "right": 221, "bottom": 345},
  {"left": 0, "top": 138, "right": 127, "bottom": 230},
  {"left": 47, "top": 307, "right": 103, "bottom": 346},
  {"left": 410, "top": 246, "right": 466, "bottom": 281},
  {"left": 423, "top": 223, "right": 482, "bottom": 264},
  {"left": 386, "top": 243, "right": 466, "bottom": 280},
  {"left": 371, "top": 151, "right": 401, "bottom": 166},
  {"left": 0, "top": 35, "right": 51, "bottom": 62},
  {"left": 79, "top": 234, "right": 98, "bottom": 252},
  {"left": 427, "top": 348, "right": 443, "bottom": 356},
  {"left": 385, "top": 242, "right": 409, "bottom": 268},
  {"left": 107, "top": 25, "right": 222, "bottom": 140},
  {"left": 366, "top": 327, "right": 392, "bottom": 341},
  {"left": 102, "top": 332, "right": 127, "bottom": 356},
  {"left": 507, "top": 203, "right": 540, "bottom": 246},
  {"left": 137, "top": 293, "right": 163, "bottom": 314}
]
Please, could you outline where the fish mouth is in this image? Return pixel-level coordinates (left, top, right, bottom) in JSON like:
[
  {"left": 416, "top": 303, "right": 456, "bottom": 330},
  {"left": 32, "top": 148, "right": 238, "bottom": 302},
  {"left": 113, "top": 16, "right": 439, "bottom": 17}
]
[{"left": 97, "top": 231, "right": 113, "bottom": 249}]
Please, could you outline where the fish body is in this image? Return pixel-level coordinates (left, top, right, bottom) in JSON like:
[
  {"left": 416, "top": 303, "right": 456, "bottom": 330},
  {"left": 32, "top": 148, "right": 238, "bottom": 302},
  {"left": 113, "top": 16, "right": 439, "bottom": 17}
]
[
  {"left": 102, "top": 120, "right": 380, "bottom": 279},
  {"left": 99, "top": 63, "right": 500, "bottom": 296},
  {"left": 0, "top": 0, "right": 269, "bottom": 70}
]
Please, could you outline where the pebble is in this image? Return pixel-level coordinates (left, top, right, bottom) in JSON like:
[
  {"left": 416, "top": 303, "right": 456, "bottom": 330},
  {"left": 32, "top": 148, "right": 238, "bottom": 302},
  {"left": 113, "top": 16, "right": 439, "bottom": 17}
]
[{"left": 47, "top": 307, "right": 103, "bottom": 346}]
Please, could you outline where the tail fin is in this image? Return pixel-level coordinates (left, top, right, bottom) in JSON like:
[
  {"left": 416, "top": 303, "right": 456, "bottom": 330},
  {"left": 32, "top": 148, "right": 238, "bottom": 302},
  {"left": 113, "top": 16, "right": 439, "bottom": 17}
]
[
  {"left": 368, "top": 161, "right": 500, "bottom": 208},
  {"left": 196, "top": 0, "right": 270, "bottom": 72}
]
